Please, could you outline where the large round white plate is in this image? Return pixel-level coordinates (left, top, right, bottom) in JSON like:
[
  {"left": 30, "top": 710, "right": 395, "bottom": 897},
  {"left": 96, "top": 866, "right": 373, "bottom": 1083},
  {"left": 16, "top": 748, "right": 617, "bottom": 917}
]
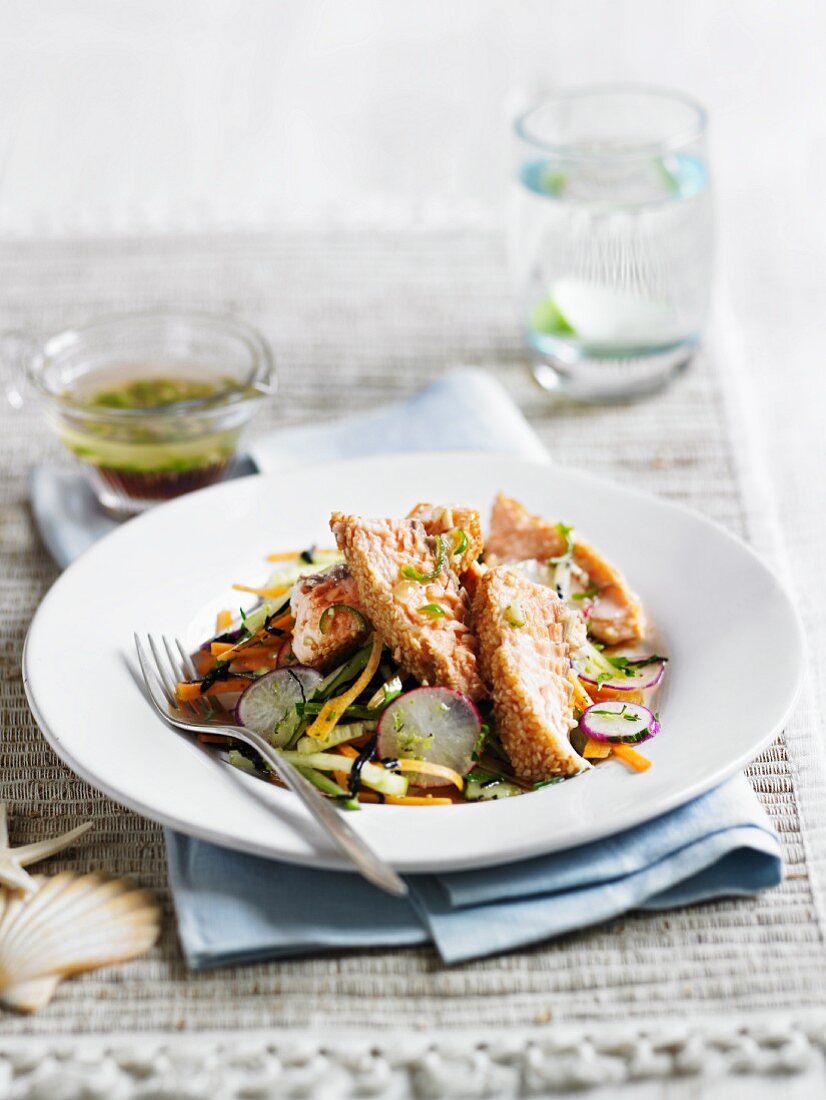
[{"left": 24, "top": 453, "right": 804, "bottom": 873}]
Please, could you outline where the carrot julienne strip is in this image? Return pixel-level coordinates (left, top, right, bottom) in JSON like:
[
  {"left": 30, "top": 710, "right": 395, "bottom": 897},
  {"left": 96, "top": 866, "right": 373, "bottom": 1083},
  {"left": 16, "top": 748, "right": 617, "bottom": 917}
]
[
  {"left": 215, "top": 612, "right": 295, "bottom": 663},
  {"left": 231, "top": 652, "right": 280, "bottom": 672},
  {"left": 569, "top": 670, "right": 594, "bottom": 712},
  {"left": 385, "top": 795, "right": 453, "bottom": 806},
  {"left": 307, "top": 636, "right": 383, "bottom": 740},
  {"left": 210, "top": 639, "right": 281, "bottom": 657},
  {"left": 216, "top": 609, "right": 233, "bottom": 631},
  {"left": 176, "top": 679, "right": 250, "bottom": 700},
  {"left": 266, "top": 548, "right": 338, "bottom": 562},
  {"left": 232, "top": 583, "right": 292, "bottom": 599},
  {"left": 612, "top": 743, "right": 651, "bottom": 772},
  {"left": 582, "top": 737, "right": 611, "bottom": 759},
  {"left": 196, "top": 732, "right": 235, "bottom": 745},
  {"left": 393, "top": 759, "right": 464, "bottom": 791}
]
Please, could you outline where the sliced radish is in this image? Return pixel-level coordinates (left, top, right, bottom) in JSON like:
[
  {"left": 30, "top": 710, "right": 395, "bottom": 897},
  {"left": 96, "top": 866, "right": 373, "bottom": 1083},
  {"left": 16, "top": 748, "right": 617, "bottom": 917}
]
[
  {"left": 236, "top": 666, "right": 322, "bottom": 748},
  {"left": 573, "top": 642, "right": 666, "bottom": 692},
  {"left": 579, "top": 701, "right": 660, "bottom": 745},
  {"left": 377, "top": 687, "right": 481, "bottom": 789}
]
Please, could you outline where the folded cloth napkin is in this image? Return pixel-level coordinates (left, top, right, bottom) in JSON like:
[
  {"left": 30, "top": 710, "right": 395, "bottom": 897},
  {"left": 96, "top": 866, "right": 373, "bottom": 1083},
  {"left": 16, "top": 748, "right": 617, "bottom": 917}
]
[{"left": 30, "top": 367, "right": 782, "bottom": 967}]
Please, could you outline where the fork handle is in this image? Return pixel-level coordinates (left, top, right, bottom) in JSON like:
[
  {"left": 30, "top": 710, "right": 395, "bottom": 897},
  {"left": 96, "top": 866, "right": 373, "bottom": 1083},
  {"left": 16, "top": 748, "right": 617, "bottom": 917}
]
[{"left": 215, "top": 724, "right": 408, "bottom": 898}]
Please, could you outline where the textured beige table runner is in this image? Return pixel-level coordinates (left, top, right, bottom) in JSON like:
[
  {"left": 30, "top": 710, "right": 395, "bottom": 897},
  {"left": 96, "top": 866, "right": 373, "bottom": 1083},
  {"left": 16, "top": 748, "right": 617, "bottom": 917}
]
[{"left": 0, "top": 232, "right": 821, "bottom": 1066}]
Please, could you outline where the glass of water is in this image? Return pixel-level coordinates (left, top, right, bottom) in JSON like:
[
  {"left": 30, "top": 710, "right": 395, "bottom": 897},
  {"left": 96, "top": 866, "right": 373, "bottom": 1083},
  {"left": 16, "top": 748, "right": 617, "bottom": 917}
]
[{"left": 509, "top": 85, "right": 713, "bottom": 402}]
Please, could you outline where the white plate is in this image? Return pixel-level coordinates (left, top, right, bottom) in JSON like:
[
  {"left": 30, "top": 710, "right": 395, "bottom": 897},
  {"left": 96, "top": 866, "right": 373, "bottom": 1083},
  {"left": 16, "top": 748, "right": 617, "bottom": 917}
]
[{"left": 24, "top": 453, "right": 804, "bottom": 873}]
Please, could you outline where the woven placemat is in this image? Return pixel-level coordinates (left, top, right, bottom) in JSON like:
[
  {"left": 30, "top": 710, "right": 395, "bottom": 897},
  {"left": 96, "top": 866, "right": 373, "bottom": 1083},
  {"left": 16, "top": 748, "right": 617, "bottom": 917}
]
[{"left": 0, "top": 230, "right": 820, "bottom": 1043}]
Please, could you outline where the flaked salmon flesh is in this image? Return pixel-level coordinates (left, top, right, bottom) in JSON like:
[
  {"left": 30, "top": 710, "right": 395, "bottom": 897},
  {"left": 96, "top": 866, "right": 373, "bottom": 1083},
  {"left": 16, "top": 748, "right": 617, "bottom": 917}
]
[
  {"left": 485, "top": 493, "right": 646, "bottom": 645},
  {"left": 406, "top": 502, "right": 484, "bottom": 575},
  {"left": 473, "top": 566, "right": 589, "bottom": 781},
  {"left": 290, "top": 563, "right": 370, "bottom": 670},
  {"left": 330, "top": 512, "right": 486, "bottom": 700}
]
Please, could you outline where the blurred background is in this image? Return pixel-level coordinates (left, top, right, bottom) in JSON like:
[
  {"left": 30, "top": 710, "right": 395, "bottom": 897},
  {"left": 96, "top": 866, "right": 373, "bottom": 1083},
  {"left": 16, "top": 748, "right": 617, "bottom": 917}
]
[{"left": 0, "top": 0, "right": 821, "bottom": 511}]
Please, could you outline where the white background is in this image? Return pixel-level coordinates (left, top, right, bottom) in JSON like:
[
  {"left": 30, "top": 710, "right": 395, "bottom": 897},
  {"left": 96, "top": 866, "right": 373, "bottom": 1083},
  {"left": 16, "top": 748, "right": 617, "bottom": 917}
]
[{"left": 1, "top": 3, "right": 822, "bottom": 1095}]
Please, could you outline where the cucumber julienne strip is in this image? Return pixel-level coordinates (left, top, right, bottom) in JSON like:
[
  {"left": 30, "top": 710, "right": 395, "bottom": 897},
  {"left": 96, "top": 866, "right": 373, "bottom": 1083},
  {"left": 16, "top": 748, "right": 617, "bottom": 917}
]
[
  {"left": 279, "top": 751, "right": 408, "bottom": 798},
  {"left": 295, "top": 721, "right": 377, "bottom": 755},
  {"left": 295, "top": 765, "right": 359, "bottom": 810}
]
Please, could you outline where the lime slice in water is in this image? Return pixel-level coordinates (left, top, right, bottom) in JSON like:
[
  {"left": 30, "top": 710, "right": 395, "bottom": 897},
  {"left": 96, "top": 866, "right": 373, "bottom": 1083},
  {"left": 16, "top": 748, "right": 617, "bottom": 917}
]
[
  {"left": 531, "top": 297, "right": 576, "bottom": 336},
  {"left": 549, "top": 278, "right": 683, "bottom": 348}
]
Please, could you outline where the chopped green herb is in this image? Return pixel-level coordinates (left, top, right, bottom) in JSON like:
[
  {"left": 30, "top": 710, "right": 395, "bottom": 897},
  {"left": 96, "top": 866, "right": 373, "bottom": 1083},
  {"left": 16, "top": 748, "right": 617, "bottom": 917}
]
[
  {"left": 419, "top": 603, "right": 447, "bottom": 619},
  {"left": 571, "top": 584, "right": 600, "bottom": 601},
  {"left": 533, "top": 777, "right": 566, "bottom": 789},
  {"left": 401, "top": 534, "right": 446, "bottom": 583},
  {"left": 548, "top": 522, "right": 575, "bottom": 566},
  {"left": 471, "top": 723, "right": 490, "bottom": 761},
  {"left": 451, "top": 528, "right": 468, "bottom": 556}
]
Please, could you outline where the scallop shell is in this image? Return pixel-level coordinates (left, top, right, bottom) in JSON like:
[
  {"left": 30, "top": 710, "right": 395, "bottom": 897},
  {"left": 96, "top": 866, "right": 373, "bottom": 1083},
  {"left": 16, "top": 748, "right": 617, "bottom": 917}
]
[{"left": 0, "top": 871, "right": 161, "bottom": 1013}]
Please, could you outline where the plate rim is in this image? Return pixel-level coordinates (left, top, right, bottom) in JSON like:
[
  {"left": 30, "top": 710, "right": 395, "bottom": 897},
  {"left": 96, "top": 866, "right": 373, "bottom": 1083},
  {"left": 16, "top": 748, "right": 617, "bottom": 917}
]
[{"left": 23, "top": 451, "right": 806, "bottom": 871}]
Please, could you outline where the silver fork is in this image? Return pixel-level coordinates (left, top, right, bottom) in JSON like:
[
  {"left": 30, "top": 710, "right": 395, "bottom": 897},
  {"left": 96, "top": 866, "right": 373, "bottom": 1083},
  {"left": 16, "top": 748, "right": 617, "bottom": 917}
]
[{"left": 134, "top": 633, "right": 408, "bottom": 897}]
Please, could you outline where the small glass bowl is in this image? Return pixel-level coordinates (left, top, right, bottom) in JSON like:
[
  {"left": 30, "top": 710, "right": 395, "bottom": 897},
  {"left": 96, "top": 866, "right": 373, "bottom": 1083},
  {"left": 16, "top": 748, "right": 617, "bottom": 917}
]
[{"left": 19, "top": 310, "right": 275, "bottom": 515}]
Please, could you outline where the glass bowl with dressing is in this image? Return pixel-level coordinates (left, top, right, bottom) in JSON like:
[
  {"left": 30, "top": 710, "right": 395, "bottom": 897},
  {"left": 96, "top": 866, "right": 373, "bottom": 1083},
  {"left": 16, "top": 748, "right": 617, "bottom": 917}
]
[{"left": 17, "top": 311, "right": 275, "bottom": 515}]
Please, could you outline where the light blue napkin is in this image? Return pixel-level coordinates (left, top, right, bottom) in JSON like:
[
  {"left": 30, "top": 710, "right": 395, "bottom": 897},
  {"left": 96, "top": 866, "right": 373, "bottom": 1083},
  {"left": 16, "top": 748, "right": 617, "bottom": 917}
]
[
  {"left": 30, "top": 367, "right": 782, "bottom": 967},
  {"left": 167, "top": 780, "right": 779, "bottom": 967}
]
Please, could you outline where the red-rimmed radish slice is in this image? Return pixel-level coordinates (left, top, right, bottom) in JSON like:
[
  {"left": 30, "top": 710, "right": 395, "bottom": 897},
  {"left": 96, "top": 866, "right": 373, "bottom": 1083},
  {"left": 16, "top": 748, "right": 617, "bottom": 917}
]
[
  {"left": 579, "top": 701, "right": 660, "bottom": 745},
  {"left": 573, "top": 644, "right": 667, "bottom": 692},
  {"left": 236, "top": 666, "right": 322, "bottom": 747},
  {"left": 377, "top": 686, "right": 481, "bottom": 789}
]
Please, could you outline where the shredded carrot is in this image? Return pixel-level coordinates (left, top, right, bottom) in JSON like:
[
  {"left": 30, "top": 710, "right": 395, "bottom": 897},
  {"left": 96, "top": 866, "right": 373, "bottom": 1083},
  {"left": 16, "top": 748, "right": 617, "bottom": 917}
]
[
  {"left": 232, "top": 583, "right": 292, "bottom": 599},
  {"left": 216, "top": 608, "right": 233, "bottom": 632},
  {"left": 356, "top": 790, "right": 382, "bottom": 804},
  {"left": 307, "top": 636, "right": 383, "bottom": 741},
  {"left": 267, "top": 610, "right": 294, "bottom": 632},
  {"left": 196, "top": 732, "right": 235, "bottom": 745},
  {"left": 266, "top": 548, "right": 338, "bottom": 562},
  {"left": 213, "top": 611, "right": 295, "bottom": 663},
  {"left": 232, "top": 652, "right": 280, "bottom": 672},
  {"left": 176, "top": 679, "right": 250, "bottom": 701},
  {"left": 337, "top": 745, "right": 359, "bottom": 759},
  {"left": 569, "top": 670, "right": 594, "bottom": 712},
  {"left": 333, "top": 770, "right": 351, "bottom": 790},
  {"left": 210, "top": 642, "right": 237, "bottom": 656},
  {"left": 583, "top": 737, "right": 611, "bottom": 759},
  {"left": 612, "top": 743, "right": 651, "bottom": 772},
  {"left": 394, "top": 759, "right": 464, "bottom": 791},
  {"left": 385, "top": 795, "right": 453, "bottom": 806}
]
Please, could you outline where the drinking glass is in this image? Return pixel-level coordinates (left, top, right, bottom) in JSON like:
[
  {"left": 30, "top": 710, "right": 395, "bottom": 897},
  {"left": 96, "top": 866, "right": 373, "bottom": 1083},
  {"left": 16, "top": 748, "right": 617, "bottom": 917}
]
[{"left": 509, "top": 85, "right": 713, "bottom": 402}]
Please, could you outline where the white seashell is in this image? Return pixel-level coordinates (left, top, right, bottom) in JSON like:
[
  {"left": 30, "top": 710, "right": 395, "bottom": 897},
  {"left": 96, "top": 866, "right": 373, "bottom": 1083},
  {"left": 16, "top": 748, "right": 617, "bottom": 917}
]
[{"left": 0, "top": 871, "right": 161, "bottom": 1013}]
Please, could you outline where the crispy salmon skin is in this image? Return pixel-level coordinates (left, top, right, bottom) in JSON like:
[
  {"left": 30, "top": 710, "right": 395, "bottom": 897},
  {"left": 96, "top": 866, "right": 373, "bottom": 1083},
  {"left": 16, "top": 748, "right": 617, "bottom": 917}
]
[
  {"left": 485, "top": 493, "right": 646, "bottom": 645},
  {"left": 290, "top": 563, "right": 369, "bottom": 669},
  {"left": 473, "top": 566, "right": 588, "bottom": 781},
  {"left": 330, "top": 512, "right": 486, "bottom": 700}
]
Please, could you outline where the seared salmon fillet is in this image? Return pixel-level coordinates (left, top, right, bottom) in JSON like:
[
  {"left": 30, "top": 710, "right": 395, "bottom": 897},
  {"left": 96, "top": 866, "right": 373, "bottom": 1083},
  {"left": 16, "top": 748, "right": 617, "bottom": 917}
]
[
  {"left": 330, "top": 512, "right": 486, "bottom": 700},
  {"left": 485, "top": 493, "right": 645, "bottom": 645},
  {"left": 407, "top": 502, "right": 484, "bottom": 574},
  {"left": 290, "top": 563, "right": 370, "bottom": 669},
  {"left": 473, "top": 566, "right": 589, "bottom": 780}
]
